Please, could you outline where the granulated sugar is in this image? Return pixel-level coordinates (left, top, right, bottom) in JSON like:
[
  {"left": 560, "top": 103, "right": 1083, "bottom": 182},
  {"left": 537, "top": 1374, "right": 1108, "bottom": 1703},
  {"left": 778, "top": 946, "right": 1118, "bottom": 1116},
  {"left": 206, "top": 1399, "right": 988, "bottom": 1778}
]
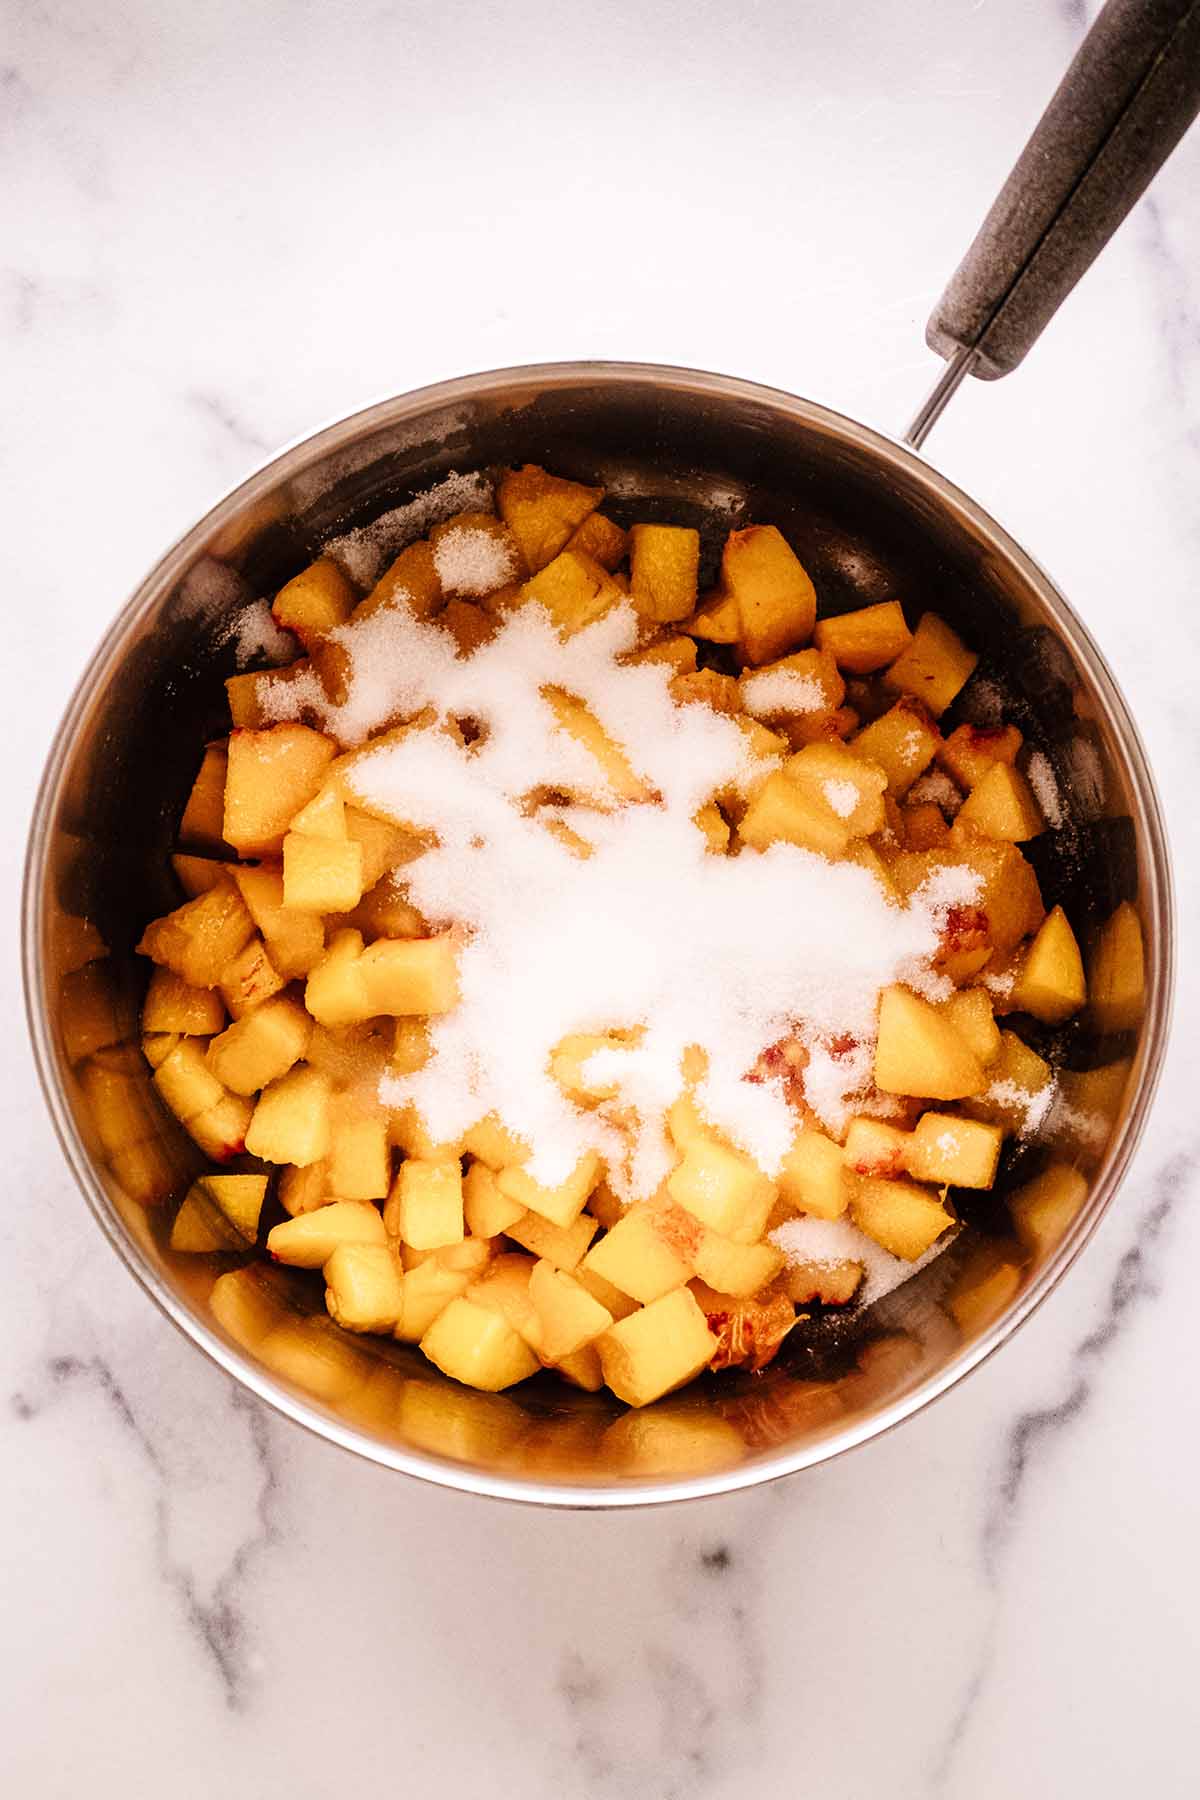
[
  {"left": 960, "top": 674, "right": 1005, "bottom": 726},
  {"left": 322, "top": 471, "right": 494, "bottom": 587},
  {"left": 822, "top": 778, "right": 860, "bottom": 820},
  {"left": 433, "top": 525, "right": 516, "bottom": 597},
  {"left": 310, "top": 595, "right": 983, "bottom": 1194},
  {"left": 1025, "top": 750, "right": 1065, "bottom": 829},
  {"left": 740, "top": 670, "right": 825, "bottom": 716},
  {"left": 219, "top": 600, "right": 296, "bottom": 668},
  {"left": 908, "top": 768, "right": 962, "bottom": 814},
  {"left": 987, "top": 1076, "right": 1056, "bottom": 1138},
  {"left": 769, "top": 1213, "right": 955, "bottom": 1306}
]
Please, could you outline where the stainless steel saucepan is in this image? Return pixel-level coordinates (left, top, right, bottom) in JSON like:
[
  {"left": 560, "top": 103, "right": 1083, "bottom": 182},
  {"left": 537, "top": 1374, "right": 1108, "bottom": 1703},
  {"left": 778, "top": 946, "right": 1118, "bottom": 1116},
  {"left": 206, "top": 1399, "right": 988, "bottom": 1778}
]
[{"left": 24, "top": 0, "right": 1196, "bottom": 1503}]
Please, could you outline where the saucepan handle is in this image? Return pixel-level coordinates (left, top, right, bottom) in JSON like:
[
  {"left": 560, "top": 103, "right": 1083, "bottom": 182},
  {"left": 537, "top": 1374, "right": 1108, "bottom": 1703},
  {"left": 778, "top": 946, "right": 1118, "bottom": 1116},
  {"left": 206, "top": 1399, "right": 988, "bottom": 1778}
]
[{"left": 911, "top": 0, "right": 1200, "bottom": 441}]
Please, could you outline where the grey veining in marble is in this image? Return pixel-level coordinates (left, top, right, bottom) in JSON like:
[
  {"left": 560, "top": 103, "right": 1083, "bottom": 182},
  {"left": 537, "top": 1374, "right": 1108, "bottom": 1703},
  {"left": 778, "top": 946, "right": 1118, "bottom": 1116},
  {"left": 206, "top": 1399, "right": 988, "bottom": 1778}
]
[{"left": 3, "top": 1, "right": 1198, "bottom": 1796}]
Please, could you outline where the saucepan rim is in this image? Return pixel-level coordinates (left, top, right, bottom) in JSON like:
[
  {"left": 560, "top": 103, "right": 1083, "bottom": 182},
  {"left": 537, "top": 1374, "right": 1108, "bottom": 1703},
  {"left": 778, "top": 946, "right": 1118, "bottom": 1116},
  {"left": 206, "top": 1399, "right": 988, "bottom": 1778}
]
[{"left": 22, "top": 360, "right": 1176, "bottom": 1506}]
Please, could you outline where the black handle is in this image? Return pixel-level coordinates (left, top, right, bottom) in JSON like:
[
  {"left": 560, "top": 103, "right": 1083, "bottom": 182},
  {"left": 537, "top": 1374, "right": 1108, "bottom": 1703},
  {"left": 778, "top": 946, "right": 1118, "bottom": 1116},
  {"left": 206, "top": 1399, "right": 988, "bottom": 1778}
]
[{"left": 927, "top": 0, "right": 1200, "bottom": 380}]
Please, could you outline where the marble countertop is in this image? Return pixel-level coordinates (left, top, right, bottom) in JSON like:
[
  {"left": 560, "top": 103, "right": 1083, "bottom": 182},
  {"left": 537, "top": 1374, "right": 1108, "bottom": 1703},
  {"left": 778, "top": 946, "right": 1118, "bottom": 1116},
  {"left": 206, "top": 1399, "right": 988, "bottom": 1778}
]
[{"left": 3, "top": 1, "right": 1198, "bottom": 1794}]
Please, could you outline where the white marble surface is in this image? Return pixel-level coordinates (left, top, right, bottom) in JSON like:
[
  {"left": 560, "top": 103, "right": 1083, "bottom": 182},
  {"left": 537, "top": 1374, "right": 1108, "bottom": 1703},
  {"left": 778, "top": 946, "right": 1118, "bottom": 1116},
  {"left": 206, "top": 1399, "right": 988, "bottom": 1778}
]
[{"left": 3, "top": 1, "right": 1199, "bottom": 1793}]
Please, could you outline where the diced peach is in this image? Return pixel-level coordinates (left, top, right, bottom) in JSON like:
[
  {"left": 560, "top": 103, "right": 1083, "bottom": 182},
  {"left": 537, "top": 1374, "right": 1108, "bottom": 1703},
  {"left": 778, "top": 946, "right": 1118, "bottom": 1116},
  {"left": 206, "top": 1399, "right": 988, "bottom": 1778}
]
[
  {"left": 874, "top": 985, "right": 987, "bottom": 1100},
  {"left": 814, "top": 601, "right": 912, "bottom": 673},
  {"left": 142, "top": 967, "right": 225, "bottom": 1036},
  {"left": 232, "top": 864, "right": 326, "bottom": 978},
  {"left": 629, "top": 524, "right": 700, "bottom": 624},
  {"left": 581, "top": 1201, "right": 698, "bottom": 1302},
  {"left": 776, "top": 1127, "right": 849, "bottom": 1219},
  {"left": 737, "top": 769, "right": 851, "bottom": 857},
  {"left": 843, "top": 1116, "right": 912, "bottom": 1178},
  {"left": 937, "top": 722, "right": 1022, "bottom": 790},
  {"left": 722, "top": 526, "right": 817, "bottom": 666},
  {"left": 463, "top": 1161, "right": 526, "bottom": 1238},
  {"left": 223, "top": 724, "right": 337, "bottom": 857},
  {"left": 324, "top": 1243, "right": 405, "bottom": 1333},
  {"left": 955, "top": 762, "right": 1044, "bottom": 842},
  {"left": 847, "top": 698, "right": 940, "bottom": 797},
  {"left": 597, "top": 1288, "right": 718, "bottom": 1408},
  {"left": 783, "top": 740, "right": 887, "bottom": 838},
  {"left": 282, "top": 831, "right": 365, "bottom": 913},
  {"left": 505, "top": 1208, "right": 598, "bottom": 1272},
  {"left": 359, "top": 936, "right": 459, "bottom": 1016},
  {"left": 686, "top": 590, "right": 741, "bottom": 645},
  {"left": 170, "top": 853, "right": 228, "bottom": 898},
  {"left": 884, "top": 613, "right": 977, "bottom": 716},
  {"left": 288, "top": 783, "right": 346, "bottom": 840},
  {"left": 218, "top": 936, "right": 286, "bottom": 1018},
  {"left": 1011, "top": 905, "right": 1086, "bottom": 1023},
  {"left": 497, "top": 464, "right": 603, "bottom": 573},
  {"left": 205, "top": 994, "right": 312, "bottom": 1095},
  {"left": 354, "top": 539, "right": 443, "bottom": 623},
  {"left": 267, "top": 1200, "right": 387, "bottom": 1268},
  {"left": 520, "top": 548, "right": 624, "bottom": 636},
  {"left": 905, "top": 1112, "right": 1002, "bottom": 1188},
  {"left": 1009, "top": 1161, "right": 1088, "bottom": 1256},
  {"left": 498, "top": 1149, "right": 603, "bottom": 1229},
  {"left": 272, "top": 557, "right": 356, "bottom": 646},
  {"left": 179, "top": 746, "right": 229, "bottom": 852},
  {"left": 420, "top": 1295, "right": 541, "bottom": 1391},
  {"left": 303, "top": 928, "right": 371, "bottom": 1028},
  {"left": 245, "top": 1064, "right": 331, "bottom": 1166},
  {"left": 850, "top": 1175, "right": 953, "bottom": 1260},
  {"left": 529, "top": 1259, "right": 613, "bottom": 1360},
  {"left": 669, "top": 669, "right": 741, "bottom": 714},
  {"left": 691, "top": 1231, "right": 784, "bottom": 1298},
  {"left": 137, "top": 882, "right": 255, "bottom": 990},
  {"left": 961, "top": 1030, "right": 1053, "bottom": 1130},
  {"left": 328, "top": 1104, "right": 392, "bottom": 1202},
  {"left": 667, "top": 1137, "right": 777, "bottom": 1242},
  {"left": 565, "top": 511, "right": 628, "bottom": 571},
  {"left": 390, "top": 1157, "right": 464, "bottom": 1250},
  {"left": 1088, "top": 901, "right": 1145, "bottom": 1033}
]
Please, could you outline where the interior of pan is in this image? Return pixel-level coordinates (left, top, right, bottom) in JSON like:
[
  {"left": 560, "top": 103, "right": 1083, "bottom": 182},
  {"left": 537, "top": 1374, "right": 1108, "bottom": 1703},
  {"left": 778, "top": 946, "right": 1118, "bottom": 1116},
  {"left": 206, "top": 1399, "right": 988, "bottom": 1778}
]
[{"left": 28, "top": 364, "right": 1171, "bottom": 1500}]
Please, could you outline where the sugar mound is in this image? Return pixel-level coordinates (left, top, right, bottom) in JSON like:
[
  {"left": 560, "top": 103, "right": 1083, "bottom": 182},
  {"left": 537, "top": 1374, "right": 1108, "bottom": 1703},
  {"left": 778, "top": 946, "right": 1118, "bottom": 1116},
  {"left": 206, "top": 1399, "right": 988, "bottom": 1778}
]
[
  {"left": 304, "top": 596, "right": 981, "bottom": 1194},
  {"left": 822, "top": 778, "right": 860, "bottom": 820},
  {"left": 769, "top": 1213, "right": 955, "bottom": 1306},
  {"left": 740, "top": 670, "right": 825, "bottom": 716},
  {"left": 433, "top": 525, "right": 516, "bottom": 597}
]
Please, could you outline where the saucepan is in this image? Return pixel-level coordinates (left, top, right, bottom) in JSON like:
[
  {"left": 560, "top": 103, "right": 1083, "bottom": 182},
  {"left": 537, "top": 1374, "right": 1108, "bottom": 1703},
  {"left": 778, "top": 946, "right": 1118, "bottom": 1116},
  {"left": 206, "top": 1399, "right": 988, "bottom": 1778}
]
[{"left": 23, "top": 0, "right": 1195, "bottom": 1502}]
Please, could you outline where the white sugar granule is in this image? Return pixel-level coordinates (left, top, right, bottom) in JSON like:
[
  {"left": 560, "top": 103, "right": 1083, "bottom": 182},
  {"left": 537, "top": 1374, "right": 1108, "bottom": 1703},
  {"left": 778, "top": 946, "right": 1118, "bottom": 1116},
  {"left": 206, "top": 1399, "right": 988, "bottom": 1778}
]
[
  {"left": 769, "top": 1214, "right": 955, "bottom": 1307},
  {"left": 961, "top": 675, "right": 1005, "bottom": 726},
  {"left": 218, "top": 600, "right": 296, "bottom": 669},
  {"left": 740, "top": 670, "right": 825, "bottom": 716},
  {"left": 907, "top": 769, "right": 962, "bottom": 815},
  {"left": 1046, "top": 1092, "right": 1108, "bottom": 1152},
  {"left": 317, "top": 598, "right": 981, "bottom": 1192},
  {"left": 322, "top": 471, "right": 494, "bottom": 587},
  {"left": 822, "top": 779, "right": 860, "bottom": 820},
  {"left": 987, "top": 1076, "right": 1056, "bottom": 1138},
  {"left": 1025, "top": 751, "right": 1065, "bottom": 829},
  {"left": 980, "top": 966, "right": 1015, "bottom": 998},
  {"left": 800, "top": 1036, "right": 875, "bottom": 1140},
  {"left": 433, "top": 525, "right": 516, "bottom": 597}
]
